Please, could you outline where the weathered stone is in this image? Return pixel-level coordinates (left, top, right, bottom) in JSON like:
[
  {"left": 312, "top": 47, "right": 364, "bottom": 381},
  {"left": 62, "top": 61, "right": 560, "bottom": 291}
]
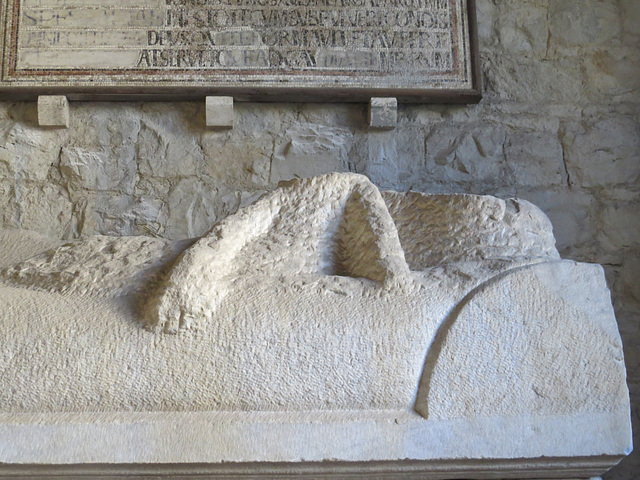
[
  {"left": 17, "top": 184, "right": 73, "bottom": 238},
  {"left": 162, "top": 178, "right": 219, "bottom": 240},
  {"left": 392, "top": 127, "right": 428, "bottom": 184},
  {"left": 474, "top": 0, "right": 499, "bottom": 49},
  {"left": 584, "top": 47, "right": 640, "bottom": 103},
  {"left": 218, "top": 189, "right": 267, "bottom": 220},
  {"left": 93, "top": 193, "right": 163, "bottom": 237},
  {"left": 504, "top": 131, "right": 565, "bottom": 187},
  {"left": 481, "top": 103, "right": 566, "bottom": 133},
  {"left": 0, "top": 173, "right": 630, "bottom": 476},
  {"left": 269, "top": 124, "right": 352, "bottom": 183},
  {"left": 369, "top": 97, "right": 397, "bottom": 129},
  {"left": 0, "top": 122, "right": 65, "bottom": 182},
  {"left": 562, "top": 117, "right": 640, "bottom": 187},
  {"left": 354, "top": 130, "right": 401, "bottom": 188},
  {"left": 549, "top": 0, "right": 621, "bottom": 48},
  {"left": 298, "top": 103, "right": 365, "bottom": 128},
  {"left": 0, "top": 181, "right": 18, "bottom": 228},
  {"left": 423, "top": 123, "right": 508, "bottom": 186},
  {"left": 620, "top": 256, "right": 640, "bottom": 306},
  {"left": 484, "top": 54, "right": 585, "bottom": 104},
  {"left": 400, "top": 104, "right": 451, "bottom": 125},
  {"left": 205, "top": 97, "right": 234, "bottom": 129},
  {"left": 59, "top": 146, "right": 137, "bottom": 193},
  {"left": 621, "top": 0, "right": 640, "bottom": 36},
  {"left": 136, "top": 104, "right": 204, "bottom": 179},
  {"left": 201, "top": 132, "right": 273, "bottom": 188},
  {"left": 63, "top": 106, "right": 142, "bottom": 195},
  {"left": 37, "top": 96, "right": 69, "bottom": 128},
  {"left": 497, "top": 1, "right": 548, "bottom": 54},
  {"left": 599, "top": 203, "right": 640, "bottom": 252},
  {"left": 520, "top": 189, "right": 597, "bottom": 255}
]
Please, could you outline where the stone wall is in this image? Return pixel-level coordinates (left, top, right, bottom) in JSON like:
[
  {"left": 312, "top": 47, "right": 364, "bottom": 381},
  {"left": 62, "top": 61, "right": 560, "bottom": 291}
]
[{"left": 0, "top": 0, "right": 637, "bottom": 476}]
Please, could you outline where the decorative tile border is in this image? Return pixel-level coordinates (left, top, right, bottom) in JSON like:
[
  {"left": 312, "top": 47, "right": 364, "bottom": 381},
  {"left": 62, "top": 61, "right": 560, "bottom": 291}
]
[{"left": 0, "top": 0, "right": 481, "bottom": 101}]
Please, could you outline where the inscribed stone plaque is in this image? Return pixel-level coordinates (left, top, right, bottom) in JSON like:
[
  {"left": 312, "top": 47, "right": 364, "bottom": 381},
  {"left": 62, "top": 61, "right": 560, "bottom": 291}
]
[{"left": 0, "top": 0, "right": 481, "bottom": 102}]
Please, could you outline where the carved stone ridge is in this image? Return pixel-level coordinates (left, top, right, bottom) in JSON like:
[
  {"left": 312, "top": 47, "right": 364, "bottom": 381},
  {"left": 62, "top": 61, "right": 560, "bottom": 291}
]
[{"left": 0, "top": 173, "right": 631, "bottom": 476}]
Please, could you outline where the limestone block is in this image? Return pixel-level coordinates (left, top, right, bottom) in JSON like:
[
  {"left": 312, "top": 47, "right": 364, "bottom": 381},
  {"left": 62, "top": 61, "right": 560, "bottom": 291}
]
[
  {"left": 474, "top": 0, "right": 498, "bottom": 48},
  {"left": 201, "top": 132, "right": 272, "bottom": 187},
  {"left": 352, "top": 130, "right": 401, "bottom": 189},
  {"left": 619, "top": 256, "right": 640, "bottom": 305},
  {"left": 599, "top": 203, "right": 640, "bottom": 252},
  {"left": 58, "top": 105, "right": 141, "bottom": 199},
  {"left": 0, "top": 173, "right": 631, "bottom": 476},
  {"left": 163, "top": 178, "right": 219, "bottom": 240},
  {"left": 0, "top": 181, "right": 15, "bottom": 227},
  {"left": 205, "top": 96, "right": 234, "bottom": 129},
  {"left": 269, "top": 124, "right": 352, "bottom": 183},
  {"left": 17, "top": 184, "right": 73, "bottom": 238},
  {"left": 504, "top": 131, "right": 565, "bottom": 187},
  {"left": 423, "top": 124, "right": 508, "bottom": 185},
  {"left": 520, "top": 189, "right": 596, "bottom": 254},
  {"left": 0, "top": 122, "right": 66, "bottom": 182},
  {"left": 549, "top": 0, "right": 621, "bottom": 47},
  {"left": 59, "top": 146, "right": 138, "bottom": 193},
  {"left": 583, "top": 46, "right": 640, "bottom": 103},
  {"left": 621, "top": 0, "right": 640, "bottom": 35},
  {"left": 484, "top": 55, "right": 585, "bottom": 104},
  {"left": 92, "top": 193, "right": 164, "bottom": 237},
  {"left": 562, "top": 117, "right": 640, "bottom": 187},
  {"left": 369, "top": 97, "right": 397, "bottom": 129},
  {"left": 137, "top": 107, "right": 204, "bottom": 178},
  {"left": 496, "top": 1, "right": 547, "bottom": 53},
  {"left": 37, "top": 95, "right": 69, "bottom": 128}
]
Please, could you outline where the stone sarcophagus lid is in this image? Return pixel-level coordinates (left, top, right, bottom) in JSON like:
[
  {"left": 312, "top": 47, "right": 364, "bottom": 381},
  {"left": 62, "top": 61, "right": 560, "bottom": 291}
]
[{"left": 0, "top": 173, "right": 632, "bottom": 478}]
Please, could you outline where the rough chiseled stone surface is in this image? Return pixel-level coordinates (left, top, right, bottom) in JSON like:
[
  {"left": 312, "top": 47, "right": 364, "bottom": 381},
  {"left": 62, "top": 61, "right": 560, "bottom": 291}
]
[
  {"left": 0, "top": 174, "right": 630, "bottom": 475},
  {"left": 0, "top": 0, "right": 637, "bottom": 476},
  {"left": 0, "top": 176, "right": 628, "bottom": 429},
  {"left": 0, "top": 235, "right": 192, "bottom": 297}
]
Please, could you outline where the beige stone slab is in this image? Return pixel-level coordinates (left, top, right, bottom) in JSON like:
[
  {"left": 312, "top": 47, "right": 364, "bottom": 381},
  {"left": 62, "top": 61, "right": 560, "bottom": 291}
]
[
  {"left": 206, "top": 96, "right": 234, "bottom": 129},
  {"left": 0, "top": 174, "right": 631, "bottom": 477},
  {"left": 369, "top": 97, "right": 398, "bottom": 129},
  {"left": 0, "top": 411, "right": 631, "bottom": 466},
  {"left": 37, "top": 95, "right": 69, "bottom": 127}
]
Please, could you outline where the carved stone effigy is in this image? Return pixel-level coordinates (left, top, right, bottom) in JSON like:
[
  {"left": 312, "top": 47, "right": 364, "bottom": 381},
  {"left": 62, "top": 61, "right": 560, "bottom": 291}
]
[{"left": 0, "top": 173, "right": 631, "bottom": 478}]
